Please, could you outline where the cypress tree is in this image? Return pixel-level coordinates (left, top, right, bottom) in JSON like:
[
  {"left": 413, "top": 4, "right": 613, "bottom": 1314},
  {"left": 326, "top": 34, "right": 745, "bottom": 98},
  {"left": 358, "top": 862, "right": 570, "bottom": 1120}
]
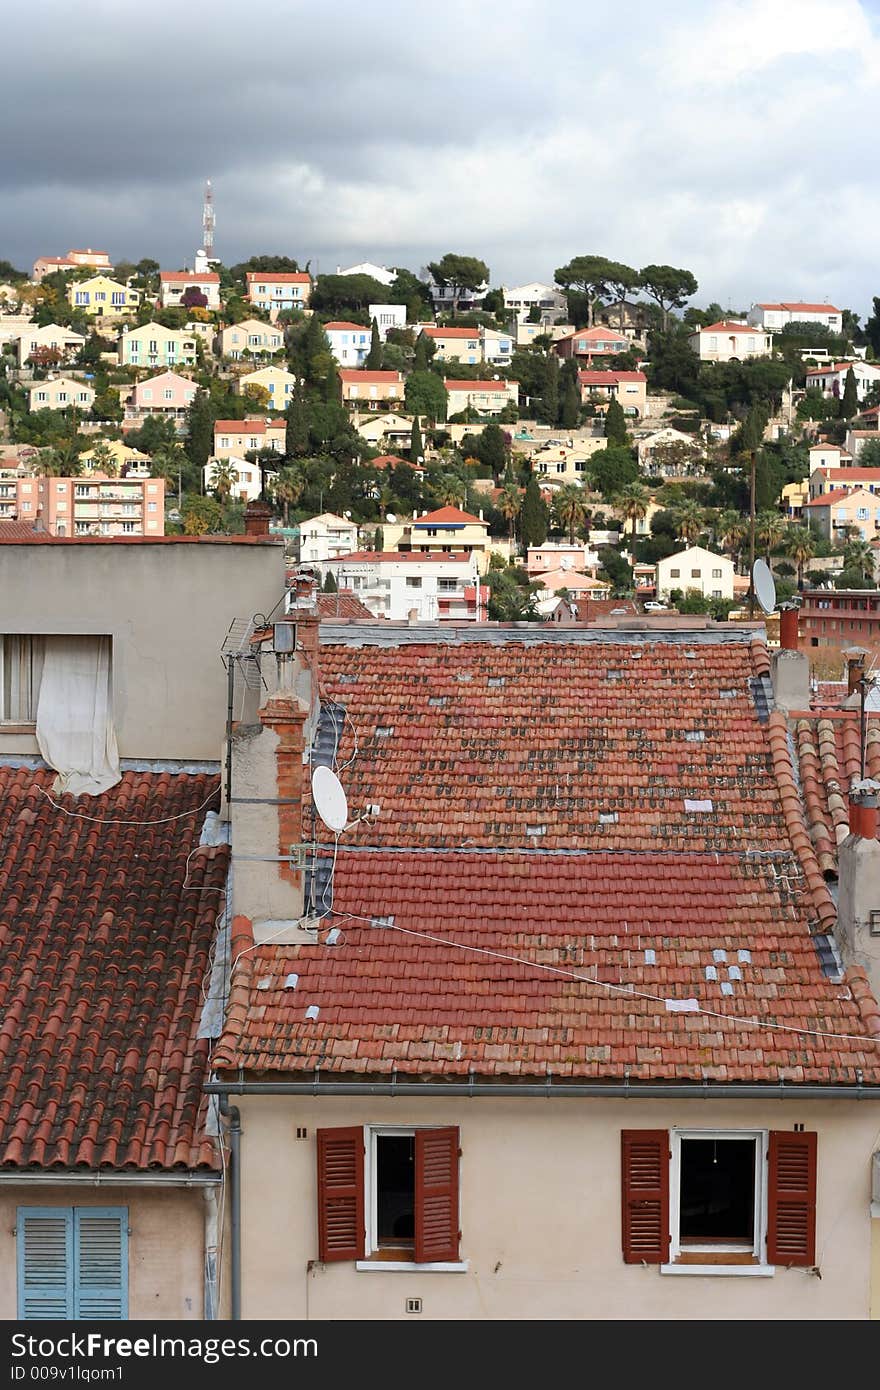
[
  {"left": 414, "top": 332, "right": 430, "bottom": 371},
  {"left": 841, "top": 366, "right": 858, "bottom": 420},
  {"left": 560, "top": 374, "right": 580, "bottom": 429},
  {"left": 538, "top": 352, "right": 558, "bottom": 425},
  {"left": 285, "top": 381, "right": 310, "bottom": 457},
  {"left": 184, "top": 388, "right": 215, "bottom": 472},
  {"left": 366, "top": 319, "right": 383, "bottom": 370},
  {"left": 603, "top": 396, "right": 627, "bottom": 445},
  {"left": 410, "top": 415, "right": 423, "bottom": 462},
  {"left": 520, "top": 474, "right": 548, "bottom": 546},
  {"left": 322, "top": 570, "right": 338, "bottom": 592}
]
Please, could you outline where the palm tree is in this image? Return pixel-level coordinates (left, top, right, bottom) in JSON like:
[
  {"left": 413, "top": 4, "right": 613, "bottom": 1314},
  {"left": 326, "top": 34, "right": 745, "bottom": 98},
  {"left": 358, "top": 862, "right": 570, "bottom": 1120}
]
[
  {"left": 755, "top": 510, "right": 786, "bottom": 563},
  {"left": 88, "top": 439, "right": 118, "bottom": 478},
  {"left": 551, "top": 483, "right": 589, "bottom": 545},
  {"left": 497, "top": 483, "right": 522, "bottom": 542},
  {"left": 674, "top": 499, "right": 705, "bottom": 547},
  {"left": 151, "top": 443, "right": 186, "bottom": 500},
  {"left": 271, "top": 465, "right": 305, "bottom": 526},
  {"left": 615, "top": 481, "right": 650, "bottom": 552},
  {"left": 37, "top": 440, "right": 83, "bottom": 477},
  {"left": 718, "top": 509, "right": 748, "bottom": 571},
  {"left": 209, "top": 458, "right": 238, "bottom": 503},
  {"left": 843, "top": 536, "right": 875, "bottom": 583},
  {"left": 36, "top": 448, "right": 66, "bottom": 478},
  {"left": 433, "top": 473, "right": 466, "bottom": 508},
  {"left": 783, "top": 525, "right": 817, "bottom": 591}
]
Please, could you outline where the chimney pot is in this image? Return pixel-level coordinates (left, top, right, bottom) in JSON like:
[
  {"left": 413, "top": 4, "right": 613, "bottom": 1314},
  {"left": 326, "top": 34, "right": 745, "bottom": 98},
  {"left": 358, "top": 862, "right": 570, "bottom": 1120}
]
[
  {"left": 244, "top": 500, "right": 272, "bottom": 537},
  {"left": 779, "top": 605, "right": 799, "bottom": 651}
]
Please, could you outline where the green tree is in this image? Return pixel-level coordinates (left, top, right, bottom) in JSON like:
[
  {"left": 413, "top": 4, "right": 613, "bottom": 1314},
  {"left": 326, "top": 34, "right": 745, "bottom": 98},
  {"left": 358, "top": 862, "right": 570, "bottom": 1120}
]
[
  {"left": 560, "top": 371, "right": 580, "bottom": 429},
  {"left": 638, "top": 265, "right": 699, "bottom": 330},
  {"left": 603, "top": 263, "right": 640, "bottom": 330},
  {"left": 590, "top": 445, "right": 639, "bottom": 499},
  {"left": 553, "top": 255, "right": 632, "bottom": 328},
  {"left": 486, "top": 567, "right": 540, "bottom": 621},
  {"left": 184, "top": 388, "right": 215, "bottom": 472},
  {"left": 405, "top": 372, "right": 447, "bottom": 422},
  {"left": 310, "top": 273, "right": 389, "bottom": 314},
  {"left": 425, "top": 254, "right": 490, "bottom": 316},
  {"left": 182, "top": 496, "right": 223, "bottom": 534},
  {"left": 433, "top": 473, "right": 466, "bottom": 507},
  {"left": 551, "top": 483, "right": 589, "bottom": 544},
  {"left": 414, "top": 331, "right": 433, "bottom": 371},
  {"left": 784, "top": 525, "right": 817, "bottom": 590},
  {"left": 843, "top": 536, "right": 875, "bottom": 582},
  {"left": 271, "top": 465, "right": 305, "bottom": 526},
  {"left": 209, "top": 458, "right": 237, "bottom": 502},
  {"left": 603, "top": 397, "right": 628, "bottom": 445},
  {"left": 497, "top": 482, "right": 522, "bottom": 541},
  {"left": 365, "top": 319, "right": 383, "bottom": 370},
  {"left": 755, "top": 509, "right": 786, "bottom": 561},
  {"left": 322, "top": 569, "right": 338, "bottom": 592},
  {"left": 476, "top": 423, "right": 509, "bottom": 475},
  {"left": 389, "top": 268, "right": 434, "bottom": 321},
  {"left": 857, "top": 437, "right": 880, "bottom": 468},
  {"left": 718, "top": 509, "right": 748, "bottom": 570},
  {"left": 285, "top": 382, "right": 310, "bottom": 457},
  {"left": 674, "top": 500, "right": 705, "bottom": 546},
  {"left": 409, "top": 416, "right": 424, "bottom": 464},
  {"left": 520, "top": 474, "right": 549, "bottom": 546},
  {"left": 616, "top": 481, "right": 650, "bottom": 550},
  {"left": 538, "top": 352, "right": 559, "bottom": 425},
  {"left": 87, "top": 439, "right": 117, "bottom": 476},
  {"left": 840, "top": 366, "right": 859, "bottom": 420}
]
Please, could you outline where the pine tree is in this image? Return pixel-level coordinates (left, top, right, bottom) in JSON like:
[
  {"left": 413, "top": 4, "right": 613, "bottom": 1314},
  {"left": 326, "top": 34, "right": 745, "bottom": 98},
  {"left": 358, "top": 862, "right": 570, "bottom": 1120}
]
[
  {"left": 366, "top": 319, "right": 383, "bottom": 370},
  {"left": 841, "top": 366, "right": 858, "bottom": 420},
  {"left": 520, "top": 474, "right": 549, "bottom": 546},
  {"left": 285, "top": 382, "right": 310, "bottom": 457},
  {"left": 409, "top": 415, "right": 423, "bottom": 463},
  {"left": 603, "top": 396, "right": 627, "bottom": 445}
]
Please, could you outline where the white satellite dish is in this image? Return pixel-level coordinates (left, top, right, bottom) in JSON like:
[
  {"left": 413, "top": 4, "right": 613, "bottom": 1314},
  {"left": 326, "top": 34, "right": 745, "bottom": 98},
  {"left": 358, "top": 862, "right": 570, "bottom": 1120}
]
[
  {"left": 385, "top": 513, "right": 397, "bottom": 524},
  {"left": 753, "top": 558, "right": 777, "bottom": 615},
  {"left": 312, "top": 765, "right": 348, "bottom": 832},
  {"left": 560, "top": 556, "right": 572, "bottom": 570}
]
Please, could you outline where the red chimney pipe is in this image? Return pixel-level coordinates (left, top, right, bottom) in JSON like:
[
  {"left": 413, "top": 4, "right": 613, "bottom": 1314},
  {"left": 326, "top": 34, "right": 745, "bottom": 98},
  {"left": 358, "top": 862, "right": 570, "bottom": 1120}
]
[
  {"left": 244, "top": 500, "right": 272, "bottom": 537},
  {"left": 862, "top": 802, "right": 879, "bottom": 840},
  {"left": 779, "top": 606, "right": 798, "bottom": 651},
  {"left": 849, "top": 795, "right": 865, "bottom": 839}
]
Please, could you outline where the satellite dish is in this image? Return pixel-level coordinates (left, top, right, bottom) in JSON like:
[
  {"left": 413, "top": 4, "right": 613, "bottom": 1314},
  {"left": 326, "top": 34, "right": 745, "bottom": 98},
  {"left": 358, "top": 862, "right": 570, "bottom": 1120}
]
[
  {"left": 560, "top": 556, "right": 572, "bottom": 570},
  {"left": 312, "top": 765, "right": 348, "bottom": 833},
  {"left": 753, "top": 558, "right": 777, "bottom": 615},
  {"left": 385, "top": 513, "right": 397, "bottom": 524}
]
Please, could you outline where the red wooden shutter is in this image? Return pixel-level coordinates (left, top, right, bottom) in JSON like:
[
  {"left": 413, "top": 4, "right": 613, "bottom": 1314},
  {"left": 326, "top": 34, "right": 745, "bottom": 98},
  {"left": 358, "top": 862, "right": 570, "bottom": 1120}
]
[
  {"left": 414, "top": 1127, "right": 460, "bottom": 1264},
  {"left": 767, "top": 1131, "right": 817, "bottom": 1267},
  {"left": 316, "top": 1127, "right": 365, "bottom": 1262},
  {"left": 621, "top": 1130, "right": 670, "bottom": 1264}
]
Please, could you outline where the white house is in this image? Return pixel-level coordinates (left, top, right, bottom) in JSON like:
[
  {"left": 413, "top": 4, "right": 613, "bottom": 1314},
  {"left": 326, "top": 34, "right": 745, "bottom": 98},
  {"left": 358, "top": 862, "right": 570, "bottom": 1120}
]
[
  {"left": 17, "top": 323, "right": 85, "bottom": 366},
  {"left": 808, "top": 443, "right": 853, "bottom": 474},
  {"left": 656, "top": 545, "right": 735, "bottom": 601},
  {"left": 748, "top": 302, "right": 843, "bottom": 332},
  {"left": 502, "top": 282, "right": 569, "bottom": 322},
  {"left": 335, "top": 262, "right": 396, "bottom": 288},
  {"left": 481, "top": 326, "right": 514, "bottom": 366},
  {"left": 321, "top": 550, "right": 487, "bottom": 621},
  {"left": 298, "top": 513, "right": 360, "bottom": 565},
  {"left": 805, "top": 360, "right": 880, "bottom": 403},
  {"left": 368, "top": 304, "right": 407, "bottom": 340},
  {"left": 637, "top": 427, "right": 704, "bottom": 471},
  {"left": 324, "top": 321, "right": 371, "bottom": 367},
  {"left": 158, "top": 271, "right": 221, "bottom": 310},
  {"left": 419, "top": 267, "right": 488, "bottom": 312},
  {"left": 202, "top": 456, "right": 269, "bottom": 503},
  {"left": 688, "top": 321, "right": 772, "bottom": 363}
]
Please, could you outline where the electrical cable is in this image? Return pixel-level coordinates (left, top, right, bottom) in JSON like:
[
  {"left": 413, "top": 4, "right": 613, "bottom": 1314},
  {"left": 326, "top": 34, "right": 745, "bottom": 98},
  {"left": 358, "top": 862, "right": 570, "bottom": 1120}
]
[{"left": 35, "top": 781, "right": 221, "bottom": 826}]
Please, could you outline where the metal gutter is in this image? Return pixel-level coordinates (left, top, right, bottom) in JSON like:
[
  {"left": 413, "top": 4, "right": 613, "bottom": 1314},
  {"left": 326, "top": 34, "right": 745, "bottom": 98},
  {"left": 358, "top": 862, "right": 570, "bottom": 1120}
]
[
  {"left": 0, "top": 1171, "right": 221, "bottom": 1186},
  {"left": 219, "top": 1095, "right": 242, "bottom": 1322},
  {"left": 206, "top": 1080, "right": 880, "bottom": 1100}
]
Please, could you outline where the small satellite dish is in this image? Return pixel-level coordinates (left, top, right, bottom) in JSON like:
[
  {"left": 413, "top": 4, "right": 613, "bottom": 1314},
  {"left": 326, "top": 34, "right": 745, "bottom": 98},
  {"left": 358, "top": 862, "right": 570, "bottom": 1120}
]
[
  {"left": 560, "top": 556, "right": 572, "bottom": 570},
  {"left": 385, "top": 513, "right": 397, "bottom": 524},
  {"left": 312, "top": 765, "right": 348, "bottom": 832},
  {"left": 753, "top": 558, "right": 777, "bottom": 615}
]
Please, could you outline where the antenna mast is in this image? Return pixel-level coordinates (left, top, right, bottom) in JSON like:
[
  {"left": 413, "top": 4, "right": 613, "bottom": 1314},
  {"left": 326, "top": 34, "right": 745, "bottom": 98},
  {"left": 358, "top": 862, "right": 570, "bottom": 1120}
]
[{"left": 203, "top": 179, "right": 215, "bottom": 256}]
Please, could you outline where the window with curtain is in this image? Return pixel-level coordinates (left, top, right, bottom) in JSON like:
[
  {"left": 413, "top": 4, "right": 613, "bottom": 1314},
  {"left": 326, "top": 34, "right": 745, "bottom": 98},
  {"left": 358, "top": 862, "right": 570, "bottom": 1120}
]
[{"left": 0, "top": 635, "right": 45, "bottom": 723}]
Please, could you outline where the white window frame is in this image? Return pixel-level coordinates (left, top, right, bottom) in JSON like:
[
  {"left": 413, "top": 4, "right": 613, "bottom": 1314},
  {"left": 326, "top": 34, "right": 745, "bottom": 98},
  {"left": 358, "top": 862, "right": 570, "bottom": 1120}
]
[
  {"left": 662, "top": 1127, "right": 772, "bottom": 1276},
  {"left": 357, "top": 1124, "right": 467, "bottom": 1274}
]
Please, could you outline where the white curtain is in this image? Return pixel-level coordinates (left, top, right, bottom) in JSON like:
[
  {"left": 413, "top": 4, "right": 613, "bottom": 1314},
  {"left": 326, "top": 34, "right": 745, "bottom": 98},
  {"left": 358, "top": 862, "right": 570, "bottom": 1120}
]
[
  {"left": 36, "top": 636, "right": 121, "bottom": 796},
  {"left": 0, "top": 636, "right": 45, "bottom": 722}
]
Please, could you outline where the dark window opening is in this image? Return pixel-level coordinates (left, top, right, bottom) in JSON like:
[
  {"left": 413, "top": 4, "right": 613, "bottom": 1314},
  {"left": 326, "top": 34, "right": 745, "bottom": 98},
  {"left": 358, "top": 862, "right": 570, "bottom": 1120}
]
[
  {"left": 376, "top": 1135, "right": 415, "bottom": 1248},
  {"left": 679, "top": 1138, "right": 755, "bottom": 1244}
]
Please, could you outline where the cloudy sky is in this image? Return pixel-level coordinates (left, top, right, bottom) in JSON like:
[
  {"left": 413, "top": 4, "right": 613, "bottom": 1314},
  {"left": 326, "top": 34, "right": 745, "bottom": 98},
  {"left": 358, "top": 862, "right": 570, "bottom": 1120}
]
[{"left": 4, "top": 0, "right": 880, "bottom": 317}]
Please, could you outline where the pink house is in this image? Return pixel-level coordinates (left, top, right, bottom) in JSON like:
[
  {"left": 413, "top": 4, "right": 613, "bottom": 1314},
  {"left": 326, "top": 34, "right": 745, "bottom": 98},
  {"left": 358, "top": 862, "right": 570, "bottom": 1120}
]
[
  {"left": 555, "top": 326, "right": 631, "bottom": 362},
  {"left": 0, "top": 473, "right": 164, "bottom": 537},
  {"left": 124, "top": 371, "right": 199, "bottom": 433}
]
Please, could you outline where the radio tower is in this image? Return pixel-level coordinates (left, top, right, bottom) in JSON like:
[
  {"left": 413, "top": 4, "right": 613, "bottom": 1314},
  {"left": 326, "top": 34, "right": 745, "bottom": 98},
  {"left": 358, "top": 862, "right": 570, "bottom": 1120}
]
[{"left": 195, "top": 180, "right": 217, "bottom": 272}]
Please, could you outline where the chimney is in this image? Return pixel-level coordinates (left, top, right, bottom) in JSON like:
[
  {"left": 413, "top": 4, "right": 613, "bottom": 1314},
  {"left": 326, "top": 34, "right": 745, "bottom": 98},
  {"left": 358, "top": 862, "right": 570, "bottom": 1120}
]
[
  {"left": 845, "top": 648, "right": 867, "bottom": 696},
  {"left": 837, "top": 778, "right": 880, "bottom": 1004},
  {"left": 244, "top": 499, "right": 272, "bottom": 537},
  {"left": 770, "top": 609, "right": 809, "bottom": 712},
  {"left": 407, "top": 607, "right": 419, "bottom": 624},
  {"left": 226, "top": 614, "right": 321, "bottom": 945}
]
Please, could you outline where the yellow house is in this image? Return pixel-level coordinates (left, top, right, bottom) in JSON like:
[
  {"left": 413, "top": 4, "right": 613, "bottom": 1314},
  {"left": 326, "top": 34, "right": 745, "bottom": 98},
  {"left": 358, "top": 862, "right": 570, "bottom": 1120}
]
[
  {"left": 78, "top": 439, "right": 152, "bottom": 473},
  {"left": 67, "top": 274, "right": 140, "bottom": 318},
  {"left": 237, "top": 365, "right": 298, "bottom": 408},
  {"left": 119, "top": 321, "right": 197, "bottom": 368}
]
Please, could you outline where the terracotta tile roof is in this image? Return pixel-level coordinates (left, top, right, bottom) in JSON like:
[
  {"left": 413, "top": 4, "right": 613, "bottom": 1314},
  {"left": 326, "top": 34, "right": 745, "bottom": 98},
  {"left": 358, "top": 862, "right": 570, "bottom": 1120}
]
[
  {"left": 0, "top": 521, "right": 52, "bottom": 541},
  {"left": 791, "top": 712, "right": 880, "bottom": 878},
  {"left": 316, "top": 589, "right": 374, "bottom": 619},
  {"left": 756, "top": 302, "right": 841, "bottom": 314},
  {"left": 698, "top": 321, "right": 760, "bottom": 333},
  {"left": 559, "top": 327, "right": 629, "bottom": 342},
  {"left": 214, "top": 633, "right": 880, "bottom": 1083},
  {"left": 324, "top": 321, "right": 369, "bottom": 333},
  {"left": 423, "top": 327, "right": 480, "bottom": 339},
  {"left": 0, "top": 768, "right": 227, "bottom": 1171},
  {"left": 330, "top": 550, "right": 471, "bottom": 564},
  {"left": 577, "top": 370, "right": 646, "bottom": 385},
  {"left": 805, "top": 489, "right": 859, "bottom": 507},
  {"left": 417, "top": 505, "right": 483, "bottom": 525},
  {"left": 338, "top": 370, "right": 404, "bottom": 384},
  {"left": 159, "top": 271, "right": 219, "bottom": 284},
  {"left": 444, "top": 379, "right": 517, "bottom": 393}
]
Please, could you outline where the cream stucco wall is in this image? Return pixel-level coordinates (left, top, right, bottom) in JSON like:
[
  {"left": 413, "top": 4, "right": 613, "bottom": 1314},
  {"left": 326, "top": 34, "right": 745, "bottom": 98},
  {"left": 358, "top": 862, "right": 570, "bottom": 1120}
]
[
  {"left": 0, "top": 540, "right": 285, "bottom": 760},
  {"left": 0, "top": 1185, "right": 211, "bottom": 1320},
  {"left": 230, "top": 1093, "right": 878, "bottom": 1321}
]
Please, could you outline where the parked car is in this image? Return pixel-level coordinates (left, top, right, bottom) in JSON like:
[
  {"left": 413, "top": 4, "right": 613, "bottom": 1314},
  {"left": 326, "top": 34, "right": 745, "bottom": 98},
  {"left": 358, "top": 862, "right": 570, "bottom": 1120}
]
[{"left": 643, "top": 601, "right": 668, "bottom": 612}]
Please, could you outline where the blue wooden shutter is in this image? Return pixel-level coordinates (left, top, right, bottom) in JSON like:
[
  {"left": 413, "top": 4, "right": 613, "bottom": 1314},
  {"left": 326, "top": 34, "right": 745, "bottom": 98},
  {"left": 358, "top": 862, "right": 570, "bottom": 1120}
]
[
  {"left": 74, "top": 1209, "right": 128, "bottom": 1320},
  {"left": 17, "top": 1208, "right": 74, "bottom": 1320}
]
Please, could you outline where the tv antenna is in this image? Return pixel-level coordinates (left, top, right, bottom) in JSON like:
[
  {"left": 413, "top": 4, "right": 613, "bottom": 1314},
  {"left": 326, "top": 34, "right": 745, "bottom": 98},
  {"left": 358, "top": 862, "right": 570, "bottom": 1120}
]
[{"left": 220, "top": 615, "right": 265, "bottom": 802}]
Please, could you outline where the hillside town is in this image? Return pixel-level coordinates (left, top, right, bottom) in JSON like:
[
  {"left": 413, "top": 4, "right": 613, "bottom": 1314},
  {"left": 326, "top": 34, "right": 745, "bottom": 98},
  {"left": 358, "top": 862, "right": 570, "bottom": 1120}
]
[{"left": 3, "top": 200, "right": 880, "bottom": 1330}]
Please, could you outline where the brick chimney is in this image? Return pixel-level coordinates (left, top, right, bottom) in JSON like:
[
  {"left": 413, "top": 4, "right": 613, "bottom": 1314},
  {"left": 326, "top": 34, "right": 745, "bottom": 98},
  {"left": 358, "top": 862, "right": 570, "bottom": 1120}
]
[
  {"left": 770, "top": 605, "right": 809, "bottom": 712},
  {"left": 244, "top": 500, "right": 272, "bottom": 537},
  {"left": 226, "top": 613, "right": 321, "bottom": 945},
  {"left": 836, "top": 778, "right": 880, "bottom": 1004}
]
